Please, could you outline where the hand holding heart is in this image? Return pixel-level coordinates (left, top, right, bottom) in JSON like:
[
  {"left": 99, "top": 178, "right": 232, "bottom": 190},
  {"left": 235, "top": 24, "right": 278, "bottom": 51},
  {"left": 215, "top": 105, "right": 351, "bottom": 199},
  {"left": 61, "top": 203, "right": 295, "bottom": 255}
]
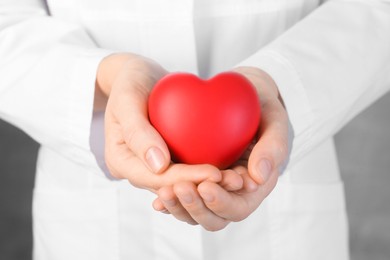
[
  {"left": 97, "top": 53, "right": 245, "bottom": 193},
  {"left": 97, "top": 53, "right": 290, "bottom": 231},
  {"left": 152, "top": 67, "right": 290, "bottom": 230}
]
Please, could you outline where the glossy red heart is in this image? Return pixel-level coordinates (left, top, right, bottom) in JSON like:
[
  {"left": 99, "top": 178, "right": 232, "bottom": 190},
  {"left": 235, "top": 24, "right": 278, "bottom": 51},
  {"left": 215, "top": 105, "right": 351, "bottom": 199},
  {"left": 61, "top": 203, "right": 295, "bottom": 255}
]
[{"left": 148, "top": 72, "right": 261, "bottom": 169}]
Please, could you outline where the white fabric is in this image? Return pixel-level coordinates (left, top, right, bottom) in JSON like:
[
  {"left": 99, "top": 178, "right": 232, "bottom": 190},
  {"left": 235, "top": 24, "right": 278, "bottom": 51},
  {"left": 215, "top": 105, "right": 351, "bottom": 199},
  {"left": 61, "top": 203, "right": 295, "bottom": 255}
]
[{"left": 1, "top": 0, "right": 390, "bottom": 259}]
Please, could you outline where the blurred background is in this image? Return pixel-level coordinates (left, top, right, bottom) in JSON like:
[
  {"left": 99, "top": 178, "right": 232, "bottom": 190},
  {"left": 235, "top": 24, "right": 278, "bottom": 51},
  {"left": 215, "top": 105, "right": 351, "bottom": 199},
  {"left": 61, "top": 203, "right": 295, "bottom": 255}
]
[{"left": 1, "top": 92, "right": 390, "bottom": 259}]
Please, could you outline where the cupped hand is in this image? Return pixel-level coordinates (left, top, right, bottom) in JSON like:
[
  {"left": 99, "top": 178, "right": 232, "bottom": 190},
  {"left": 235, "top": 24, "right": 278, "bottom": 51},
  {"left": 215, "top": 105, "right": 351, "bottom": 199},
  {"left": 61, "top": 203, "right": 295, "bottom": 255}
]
[
  {"left": 153, "top": 66, "right": 290, "bottom": 231},
  {"left": 96, "top": 53, "right": 224, "bottom": 192}
]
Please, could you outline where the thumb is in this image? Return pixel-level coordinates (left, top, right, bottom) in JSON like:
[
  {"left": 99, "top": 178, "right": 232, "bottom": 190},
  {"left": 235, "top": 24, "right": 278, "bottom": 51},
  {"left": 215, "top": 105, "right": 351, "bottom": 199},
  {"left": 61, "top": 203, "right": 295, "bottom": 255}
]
[
  {"left": 107, "top": 66, "right": 171, "bottom": 174},
  {"left": 122, "top": 113, "right": 171, "bottom": 174},
  {"left": 248, "top": 98, "right": 292, "bottom": 185}
]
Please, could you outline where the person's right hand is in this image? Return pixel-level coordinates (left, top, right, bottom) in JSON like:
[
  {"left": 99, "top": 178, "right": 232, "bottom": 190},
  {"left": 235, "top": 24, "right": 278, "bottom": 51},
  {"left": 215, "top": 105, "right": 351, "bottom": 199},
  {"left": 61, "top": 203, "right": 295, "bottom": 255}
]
[{"left": 96, "top": 53, "right": 235, "bottom": 193}]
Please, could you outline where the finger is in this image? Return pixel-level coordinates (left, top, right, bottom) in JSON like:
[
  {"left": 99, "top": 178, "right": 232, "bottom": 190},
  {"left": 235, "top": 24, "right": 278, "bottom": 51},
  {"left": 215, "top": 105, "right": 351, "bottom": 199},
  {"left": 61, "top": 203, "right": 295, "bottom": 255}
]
[
  {"left": 198, "top": 177, "right": 276, "bottom": 222},
  {"left": 174, "top": 182, "right": 230, "bottom": 231},
  {"left": 198, "top": 182, "right": 247, "bottom": 221},
  {"left": 219, "top": 169, "right": 243, "bottom": 191},
  {"left": 147, "top": 164, "right": 221, "bottom": 192},
  {"left": 248, "top": 97, "right": 289, "bottom": 184},
  {"left": 152, "top": 197, "right": 168, "bottom": 213},
  {"left": 228, "top": 165, "right": 258, "bottom": 193},
  {"left": 240, "top": 172, "right": 259, "bottom": 193},
  {"left": 240, "top": 140, "right": 256, "bottom": 161},
  {"left": 122, "top": 113, "right": 171, "bottom": 174},
  {"left": 105, "top": 143, "right": 222, "bottom": 190},
  {"left": 158, "top": 186, "right": 197, "bottom": 225}
]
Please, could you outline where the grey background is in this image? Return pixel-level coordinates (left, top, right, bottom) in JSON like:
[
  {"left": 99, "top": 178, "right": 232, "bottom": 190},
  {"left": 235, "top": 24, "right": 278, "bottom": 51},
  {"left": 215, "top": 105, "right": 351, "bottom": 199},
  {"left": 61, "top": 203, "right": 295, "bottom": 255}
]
[{"left": 1, "top": 92, "right": 390, "bottom": 259}]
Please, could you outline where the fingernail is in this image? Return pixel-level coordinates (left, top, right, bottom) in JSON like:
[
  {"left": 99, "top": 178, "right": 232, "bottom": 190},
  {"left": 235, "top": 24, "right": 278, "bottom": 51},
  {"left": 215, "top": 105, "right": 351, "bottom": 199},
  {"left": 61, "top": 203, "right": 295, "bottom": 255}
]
[
  {"left": 146, "top": 147, "right": 165, "bottom": 173},
  {"left": 209, "top": 171, "right": 222, "bottom": 182},
  {"left": 200, "top": 192, "right": 214, "bottom": 203},
  {"left": 258, "top": 159, "right": 272, "bottom": 183}
]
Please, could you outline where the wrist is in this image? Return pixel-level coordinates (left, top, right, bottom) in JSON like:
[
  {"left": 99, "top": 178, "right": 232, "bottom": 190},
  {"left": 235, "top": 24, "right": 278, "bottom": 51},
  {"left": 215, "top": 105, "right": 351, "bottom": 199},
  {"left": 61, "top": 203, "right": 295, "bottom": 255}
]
[
  {"left": 96, "top": 53, "right": 137, "bottom": 95},
  {"left": 94, "top": 53, "right": 137, "bottom": 111},
  {"left": 233, "top": 66, "right": 285, "bottom": 109}
]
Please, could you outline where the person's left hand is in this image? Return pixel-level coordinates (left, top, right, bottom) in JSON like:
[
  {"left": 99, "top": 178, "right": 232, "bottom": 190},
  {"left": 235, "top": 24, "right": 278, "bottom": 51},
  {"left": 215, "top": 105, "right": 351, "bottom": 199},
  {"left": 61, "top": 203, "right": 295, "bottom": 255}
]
[{"left": 152, "top": 67, "right": 290, "bottom": 231}]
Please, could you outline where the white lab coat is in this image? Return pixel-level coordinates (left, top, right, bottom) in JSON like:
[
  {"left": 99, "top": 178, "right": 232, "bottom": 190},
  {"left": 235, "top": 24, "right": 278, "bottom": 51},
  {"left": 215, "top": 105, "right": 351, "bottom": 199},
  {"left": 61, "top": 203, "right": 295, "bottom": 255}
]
[{"left": 1, "top": 0, "right": 390, "bottom": 259}]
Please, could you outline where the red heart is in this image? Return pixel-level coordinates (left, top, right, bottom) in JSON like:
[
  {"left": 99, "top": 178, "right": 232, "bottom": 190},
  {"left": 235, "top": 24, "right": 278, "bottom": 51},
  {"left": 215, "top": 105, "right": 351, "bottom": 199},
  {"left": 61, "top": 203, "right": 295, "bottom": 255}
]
[{"left": 148, "top": 72, "right": 261, "bottom": 169}]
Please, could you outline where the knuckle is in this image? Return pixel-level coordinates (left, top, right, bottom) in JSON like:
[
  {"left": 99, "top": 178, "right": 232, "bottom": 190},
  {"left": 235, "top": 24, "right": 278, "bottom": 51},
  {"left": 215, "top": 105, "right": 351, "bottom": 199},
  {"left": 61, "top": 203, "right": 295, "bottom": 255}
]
[
  {"left": 231, "top": 212, "right": 249, "bottom": 222},
  {"left": 266, "top": 132, "right": 289, "bottom": 165},
  {"left": 148, "top": 180, "right": 161, "bottom": 191},
  {"left": 124, "top": 126, "right": 138, "bottom": 149},
  {"left": 123, "top": 123, "right": 149, "bottom": 152},
  {"left": 186, "top": 220, "right": 199, "bottom": 226},
  {"left": 277, "top": 138, "right": 289, "bottom": 160},
  {"left": 129, "top": 180, "right": 142, "bottom": 189},
  {"left": 127, "top": 58, "right": 166, "bottom": 83},
  {"left": 230, "top": 206, "right": 251, "bottom": 222}
]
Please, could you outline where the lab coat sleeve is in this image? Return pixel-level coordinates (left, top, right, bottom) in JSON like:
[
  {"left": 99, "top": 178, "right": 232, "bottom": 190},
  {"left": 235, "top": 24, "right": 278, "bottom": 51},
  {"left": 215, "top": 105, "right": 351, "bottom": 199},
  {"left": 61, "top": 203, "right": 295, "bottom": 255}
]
[
  {"left": 0, "top": 0, "right": 113, "bottom": 167},
  {"left": 238, "top": 0, "right": 390, "bottom": 167}
]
